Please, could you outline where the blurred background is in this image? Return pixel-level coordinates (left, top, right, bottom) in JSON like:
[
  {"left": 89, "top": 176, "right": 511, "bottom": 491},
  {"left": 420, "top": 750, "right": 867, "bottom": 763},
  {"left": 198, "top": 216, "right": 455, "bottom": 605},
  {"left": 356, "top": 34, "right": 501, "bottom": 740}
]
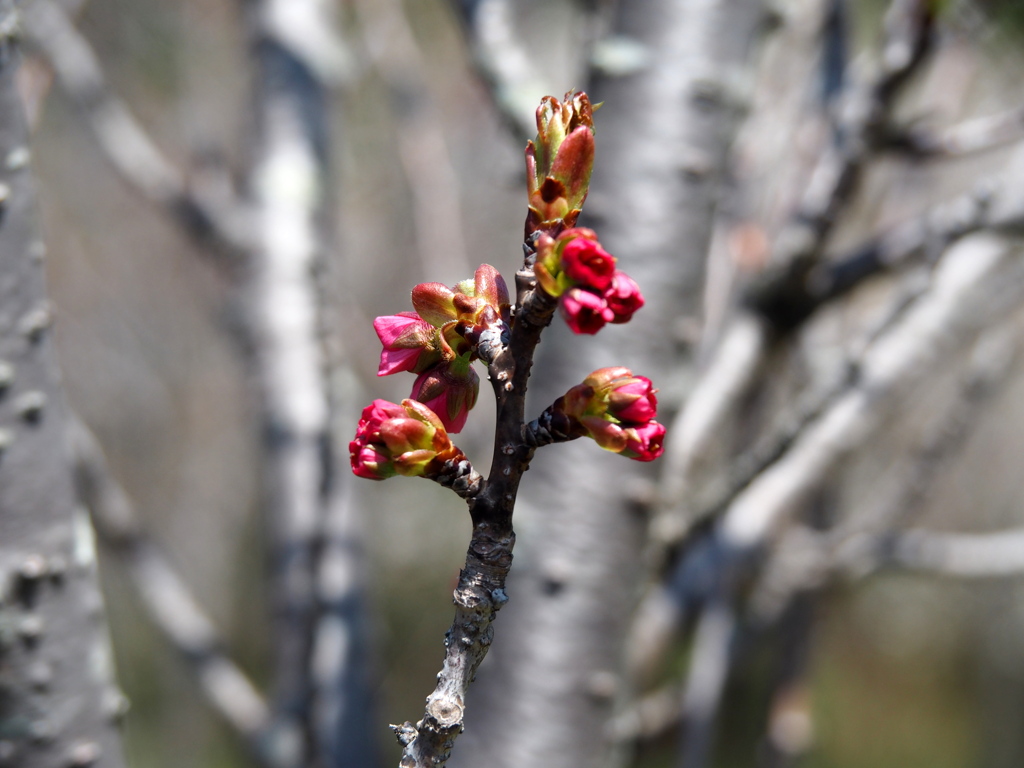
[{"left": 20, "top": 0, "right": 1024, "bottom": 766}]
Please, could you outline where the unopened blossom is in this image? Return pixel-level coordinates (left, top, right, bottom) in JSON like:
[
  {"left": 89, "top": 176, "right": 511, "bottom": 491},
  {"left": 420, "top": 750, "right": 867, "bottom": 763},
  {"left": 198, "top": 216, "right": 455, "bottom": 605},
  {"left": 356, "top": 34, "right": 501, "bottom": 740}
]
[
  {"left": 560, "top": 235, "right": 615, "bottom": 291},
  {"left": 349, "top": 399, "right": 458, "bottom": 480},
  {"left": 410, "top": 360, "right": 480, "bottom": 434},
  {"left": 620, "top": 421, "right": 666, "bottom": 462},
  {"left": 373, "top": 312, "right": 442, "bottom": 376},
  {"left": 548, "top": 367, "right": 665, "bottom": 462},
  {"left": 589, "top": 367, "right": 658, "bottom": 423},
  {"left": 560, "top": 287, "right": 615, "bottom": 335},
  {"left": 603, "top": 272, "right": 644, "bottom": 324},
  {"left": 526, "top": 92, "right": 596, "bottom": 235}
]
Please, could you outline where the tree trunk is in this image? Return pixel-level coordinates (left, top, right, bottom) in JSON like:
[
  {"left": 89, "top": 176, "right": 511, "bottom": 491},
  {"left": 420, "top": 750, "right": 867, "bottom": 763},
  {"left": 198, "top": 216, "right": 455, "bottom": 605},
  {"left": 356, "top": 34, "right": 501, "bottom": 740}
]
[
  {"left": 0, "top": 3, "right": 127, "bottom": 765},
  {"left": 453, "top": 2, "right": 766, "bottom": 766}
]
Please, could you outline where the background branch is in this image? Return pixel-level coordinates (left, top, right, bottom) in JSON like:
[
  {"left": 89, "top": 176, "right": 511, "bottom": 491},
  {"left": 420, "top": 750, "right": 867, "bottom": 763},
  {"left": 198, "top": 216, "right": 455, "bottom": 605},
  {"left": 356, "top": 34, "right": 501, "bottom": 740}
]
[
  {"left": 71, "top": 422, "right": 279, "bottom": 767},
  {"left": 22, "top": 0, "right": 253, "bottom": 257}
]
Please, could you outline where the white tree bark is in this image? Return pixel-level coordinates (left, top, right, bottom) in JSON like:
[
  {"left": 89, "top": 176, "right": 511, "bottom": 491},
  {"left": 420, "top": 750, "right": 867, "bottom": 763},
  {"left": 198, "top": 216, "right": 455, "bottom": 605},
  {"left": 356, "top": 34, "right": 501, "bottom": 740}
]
[
  {"left": 0, "top": 3, "right": 127, "bottom": 764},
  {"left": 453, "top": 2, "right": 766, "bottom": 766}
]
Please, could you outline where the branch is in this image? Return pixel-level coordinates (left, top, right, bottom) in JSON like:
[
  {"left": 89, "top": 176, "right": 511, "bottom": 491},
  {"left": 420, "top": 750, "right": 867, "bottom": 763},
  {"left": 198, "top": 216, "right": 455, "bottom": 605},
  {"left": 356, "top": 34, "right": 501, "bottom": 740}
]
[
  {"left": 880, "top": 104, "right": 1024, "bottom": 159},
  {"left": 394, "top": 264, "right": 560, "bottom": 767},
  {"left": 240, "top": 3, "right": 374, "bottom": 766},
  {"left": 721, "top": 232, "right": 1024, "bottom": 553},
  {"left": 451, "top": 1, "right": 770, "bottom": 764},
  {"left": 677, "top": 598, "right": 737, "bottom": 768},
  {"left": 744, "top": 0, "right": 936, "bottom": 328},
  {"left": 655, "top": 0, "right": 938, "bottom": 547},
  {"left": 881, "top": 527, "right": 1024, "bottom": 577},
  {"left": 21, "top": 0, "right": 253, "bottom": 256},
  {"left": 70, "top": 423, "right": 280, "bottom": 767},
  {"left": 747, "top": 322, "right": 1020, "bottom": 624}
]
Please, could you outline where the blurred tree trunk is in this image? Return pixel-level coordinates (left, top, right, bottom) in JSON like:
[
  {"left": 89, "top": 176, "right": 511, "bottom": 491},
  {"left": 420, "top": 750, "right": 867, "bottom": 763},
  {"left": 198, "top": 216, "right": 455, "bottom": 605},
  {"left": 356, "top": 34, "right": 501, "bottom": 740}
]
[
  {"left": 0, "top": 2, "right": 127, "bottom": 766},
  {"left": 242, "top": 2, "right": 377, "bottom": 766},
  {"left": 453, "top": 2, "right": 765, "bottom": 766}
]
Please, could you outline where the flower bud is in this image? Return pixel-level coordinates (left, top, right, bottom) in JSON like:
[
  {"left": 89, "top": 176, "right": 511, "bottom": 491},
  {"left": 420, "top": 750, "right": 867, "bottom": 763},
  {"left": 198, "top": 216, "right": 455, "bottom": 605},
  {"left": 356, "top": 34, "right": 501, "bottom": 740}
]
[
  {"left": 559, "top": 287, "right": 614, "bottom": 335},
  {"left": 410, "top": 359, "right": 480, "bottom": 434},
  {"left": 584, "top": 367, "right": 658, "bottom": 424},
  {"left": 349, "top": 399, "right": 456, "bottom": 480},
  {"left": 544, "top": 367, "right": 664, "bottom": 461},
  {"left": 411, "top": 282, "right": 458, "bottom": 328},
  {"left": 560, "top": 231, "right": 615, "bottom": 291},
  {"left": 604, "top": 271, "right": 645, "bottom": 324},
  {"left": 620, "top": 421, "right": 667, "bottom": 462},
  {"left": 526, "top": 92, "right": 596, "bottom": 235},
  {"left": 373, "top": 312, "right": 443, "bottom": 376}
]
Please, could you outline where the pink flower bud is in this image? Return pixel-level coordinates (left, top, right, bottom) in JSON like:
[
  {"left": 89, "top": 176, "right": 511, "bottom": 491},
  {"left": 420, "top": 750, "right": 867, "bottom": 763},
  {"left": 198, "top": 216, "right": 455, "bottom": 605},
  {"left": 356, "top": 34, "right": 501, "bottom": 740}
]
[
  {"left": 547, "top": 368, "right": 663, "bottom": 459},
  {"left": 349, "top": 399, "right": 457, "bottom": 480},
  {"left": 604, "top": 376, "right": 658, "bottom": 424},
  {"left": 620, "top": 421, "right": 667, "bottom": 462},
  {"left": 373, "top": 312, "right": 442, "bottom": 376},
  {"left": 559, "top": 287, "right": 614, "bottom": 335},
  {"left": 350, "top": 441, "right": 395, "bottom": 480},
  {"left": 410, "top": 362, "right": 480, "bottom": 434},
  {"left": 604, "top": 271, "right": 645, "bottom": 324},
  {"left": 559, "top": 230, "right": 616, "bottom": 291}
]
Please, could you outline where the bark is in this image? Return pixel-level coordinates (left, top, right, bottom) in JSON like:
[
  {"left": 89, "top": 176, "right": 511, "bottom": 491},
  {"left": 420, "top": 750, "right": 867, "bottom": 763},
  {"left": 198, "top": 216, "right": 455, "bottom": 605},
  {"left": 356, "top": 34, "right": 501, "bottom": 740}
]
[
  {"left": 242, "top": 2, "right": 376, "bottom": 765},
  {"left": 452, "top": 2, "right": 766, "bottom": 766},
  {"left": 0, "top": 4, "right": 127, "bottom": 765}
]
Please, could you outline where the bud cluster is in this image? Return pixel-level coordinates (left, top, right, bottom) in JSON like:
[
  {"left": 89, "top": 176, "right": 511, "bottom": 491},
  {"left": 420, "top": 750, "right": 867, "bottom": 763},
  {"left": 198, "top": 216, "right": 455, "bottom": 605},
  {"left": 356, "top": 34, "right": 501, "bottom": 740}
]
[
  {"left": 352, "top": 92, "right": 666, "bottom": 493},
  {"left": 534, "top": 228, "right": 644, "bottom": 334},
  {"left": 551, "top": 367, "right": 666, "bottom": 461},
  {"left": 349, "top": 399, "right": 466, "bottom": 480},
  {"left": 373, "top": 264, "right": 510, "bottom": 433}
]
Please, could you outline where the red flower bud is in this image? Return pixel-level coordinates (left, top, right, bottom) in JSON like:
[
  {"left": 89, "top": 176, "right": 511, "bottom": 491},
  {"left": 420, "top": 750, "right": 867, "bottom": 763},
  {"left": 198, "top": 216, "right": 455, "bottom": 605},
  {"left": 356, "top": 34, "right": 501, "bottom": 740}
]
[
  {"left": 349, "top": 399, "right": 453, "bottom": 480},
  {"left": 559, "top": 230, "right": 615, "bottom": 291},
  {"left": 547, "top": 368, "right": 663, "bottom": 460},
  {"left": 594, "top": 371, "right": 658, "bottom": 424},
  {"left": 559, "top": 287, "right": 614, "bottom": 335},
  {"left": 604, "top": 271, "right": 645, "bottom": 324},
  {"left": 620, "top": 421, "right": 667, "bottom": 462},
  {"left": 410, "top": 361, "right": 480, "bottom": 434},
  {"left": 373, "top": 312, "right": 442, "bottom": 376}
]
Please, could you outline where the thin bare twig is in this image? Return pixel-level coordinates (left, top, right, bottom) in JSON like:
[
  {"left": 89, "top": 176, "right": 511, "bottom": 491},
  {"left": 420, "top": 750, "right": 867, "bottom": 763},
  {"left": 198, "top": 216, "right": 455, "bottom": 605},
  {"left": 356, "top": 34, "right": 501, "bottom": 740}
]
[{"left": 355, "top": 0, "right": 472, "bottom": 281}]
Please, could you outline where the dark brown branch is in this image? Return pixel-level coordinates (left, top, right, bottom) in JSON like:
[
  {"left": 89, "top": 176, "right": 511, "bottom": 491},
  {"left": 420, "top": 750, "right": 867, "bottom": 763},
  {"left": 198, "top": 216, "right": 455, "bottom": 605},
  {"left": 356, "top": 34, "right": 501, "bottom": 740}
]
[{"left": 394, "top": 263, "right": 559, "bottom": 768}]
